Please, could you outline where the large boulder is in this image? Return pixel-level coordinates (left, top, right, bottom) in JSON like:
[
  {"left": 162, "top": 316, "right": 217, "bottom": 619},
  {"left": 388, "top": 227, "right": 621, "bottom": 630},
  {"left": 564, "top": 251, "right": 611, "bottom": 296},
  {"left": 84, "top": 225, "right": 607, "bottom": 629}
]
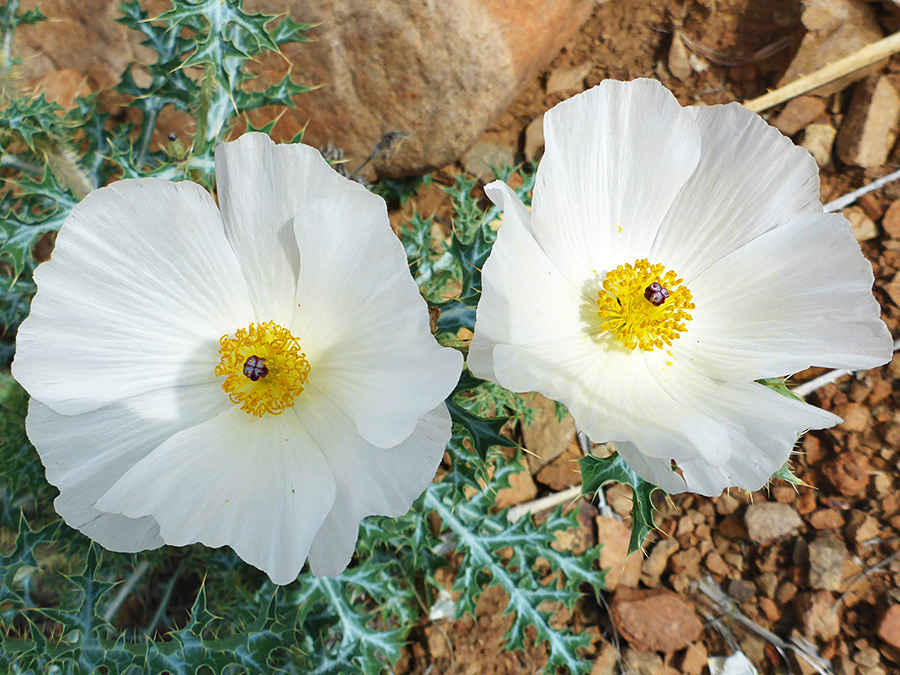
[{"left": 14, "top": 0, "right": 594, "bottom": 178}]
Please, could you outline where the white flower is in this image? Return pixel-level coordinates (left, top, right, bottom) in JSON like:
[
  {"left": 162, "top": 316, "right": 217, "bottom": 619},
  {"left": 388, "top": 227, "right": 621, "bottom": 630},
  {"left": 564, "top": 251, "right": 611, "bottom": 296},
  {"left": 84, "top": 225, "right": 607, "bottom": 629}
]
[
  {"left": 469, "top": 79, "right": 893, "bottom": 497},
  {"left": 12, "top": 133, "right": 462, "bottom": 584}
]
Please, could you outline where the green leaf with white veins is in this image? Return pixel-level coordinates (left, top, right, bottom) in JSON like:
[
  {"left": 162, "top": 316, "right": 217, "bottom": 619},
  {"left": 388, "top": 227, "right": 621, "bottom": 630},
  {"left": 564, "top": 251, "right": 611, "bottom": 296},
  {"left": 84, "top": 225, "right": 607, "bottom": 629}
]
[{"left": 579, "top": 451, "right": 664, "bottom": 555}]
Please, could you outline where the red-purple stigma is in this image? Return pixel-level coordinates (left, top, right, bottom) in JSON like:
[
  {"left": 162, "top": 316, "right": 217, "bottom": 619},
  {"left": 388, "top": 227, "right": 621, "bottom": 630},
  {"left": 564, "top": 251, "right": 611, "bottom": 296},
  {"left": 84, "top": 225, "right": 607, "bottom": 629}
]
[
  {"left": 243, "top": 355, "right": 268, "bottom": 381},
  {"left": 644, "top": 282, "right": 669, "bottom": 306}
]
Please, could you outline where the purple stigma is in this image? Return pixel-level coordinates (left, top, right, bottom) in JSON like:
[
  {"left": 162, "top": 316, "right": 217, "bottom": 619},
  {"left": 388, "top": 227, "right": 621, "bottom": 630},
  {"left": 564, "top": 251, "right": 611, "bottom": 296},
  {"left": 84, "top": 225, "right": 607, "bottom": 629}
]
[
  {"left": 644, "top": 282, "right": 669, "bottom": 306},
  {"left": 243, "top": 355, "right": 268, "bottom": 381}
]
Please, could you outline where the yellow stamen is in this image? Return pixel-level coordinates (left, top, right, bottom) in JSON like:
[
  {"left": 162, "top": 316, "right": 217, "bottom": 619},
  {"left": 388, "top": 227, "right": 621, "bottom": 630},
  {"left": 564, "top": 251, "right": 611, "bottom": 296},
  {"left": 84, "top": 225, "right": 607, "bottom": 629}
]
[
  {"left": 215, "top": 321, "right": 310, "bottom": 416},
  {"left": 596, "top": 259, "right": 694, "bottom": 351}
]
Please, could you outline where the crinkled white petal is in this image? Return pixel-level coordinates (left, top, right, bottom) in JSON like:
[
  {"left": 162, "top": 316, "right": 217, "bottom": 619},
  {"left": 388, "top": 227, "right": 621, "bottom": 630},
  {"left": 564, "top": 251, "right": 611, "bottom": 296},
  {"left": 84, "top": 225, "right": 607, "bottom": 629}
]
[
  {"left": 679, "top": 212, "right": 893, "bottom": 378},
  {"left": 491, "top": 324, "right": 838, "bottom": 495},
  {"left": 12, "top": 179, "right": 254, "bottom": 416},
  {"left": 54, "top": 487, "right": 163, "bottom": 552},
  {"left": 214, "top": 133, "right": 315, "bottom": 325},
  {"left": 97, "top": 406, "right": 336, "bottom": 585},
  {"left": 651, "top": 103, "right": 823, "bottom": 277},
  {"left": 467, "top": 188, "right": 840, "bottom": 489},
  {"left": 301, "top": 393, "right": 451, "bottom": 577},
  {"left": 290, "top": 165, "right": 462, "bottom": 448},
  {"left": 531, "top": 78, "right": 701, "bottom": 286},
  {"left": 468, "top": 181, "right": 583, "bottom": 384},
  {"left": 26, "top": 384, "right": 229, "bottom": 551},
  {"left": 606, "top": 369, "right": 839, "bottom": 497}
]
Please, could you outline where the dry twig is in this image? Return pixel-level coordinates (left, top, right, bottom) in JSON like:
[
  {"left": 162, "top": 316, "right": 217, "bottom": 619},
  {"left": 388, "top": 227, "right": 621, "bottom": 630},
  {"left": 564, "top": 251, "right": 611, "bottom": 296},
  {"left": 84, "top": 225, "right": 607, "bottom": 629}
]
[{"left": 744, "top": 32, "right": 900, "bottom": 112}]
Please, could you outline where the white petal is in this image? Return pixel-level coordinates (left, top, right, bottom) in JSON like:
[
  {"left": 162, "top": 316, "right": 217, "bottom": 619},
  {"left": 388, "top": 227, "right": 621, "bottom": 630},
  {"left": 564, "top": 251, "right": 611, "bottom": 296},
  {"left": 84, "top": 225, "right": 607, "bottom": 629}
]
[
  {"left": 215, "top": 133, "right": 330, "bottom": 325},
  {"left": 53, "top": 490, "right": 163, "bottom": 552},
  {"left": 477, "top": 267, "right": 838, "bottom": 493},
  {"left": 678, "top": 212, "right": 893, "bottom": 379},
  {"left": 12, "top": 179, "right": 254, "bottom": 416},
  {"left": 97, "top": 406, "right": 336, "bottom": 585},
  {"left": 26, "top": 384, "right": 230, "bottom": 552},
  {"left": 469, "top": 181, "right": 578, "bottom": 381},
  {"left": 290, "top": 170, "right": 462, "bottom": 448},
  {"left": 302, "top": 396, "right": 451, "bottom": 577},
  {"left": 607, "top": 371, "right": 840, "bottom": 497},
  {"left": 530, "top": 79, "right": 701, "bottom": 286},
  {"left": 652, "top": 103, "right": 822, "bottom": 276},
  {"left": 610, "top": 442, "right": 691, "bottom": 495}
]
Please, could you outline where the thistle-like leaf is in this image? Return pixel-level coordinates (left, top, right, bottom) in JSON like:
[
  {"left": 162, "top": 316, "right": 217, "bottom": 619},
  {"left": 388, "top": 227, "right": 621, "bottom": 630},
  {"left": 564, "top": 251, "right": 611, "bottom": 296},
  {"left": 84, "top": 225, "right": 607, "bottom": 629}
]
[
  {"left": 579, "top": 451, "right": 663, "bottom": 555},
  {"left": 425, "top": 457, "right": 602, "bottom": 674}
]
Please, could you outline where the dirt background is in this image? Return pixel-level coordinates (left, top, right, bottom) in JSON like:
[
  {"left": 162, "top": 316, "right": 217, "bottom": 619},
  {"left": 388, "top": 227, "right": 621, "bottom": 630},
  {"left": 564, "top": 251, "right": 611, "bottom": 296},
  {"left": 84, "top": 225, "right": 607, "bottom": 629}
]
[
  {"left": 12, "top": 0, "right": 900, "bottom": 673},
  {"left": 393, "top": 1, "right": 900, "bottom": 674}
]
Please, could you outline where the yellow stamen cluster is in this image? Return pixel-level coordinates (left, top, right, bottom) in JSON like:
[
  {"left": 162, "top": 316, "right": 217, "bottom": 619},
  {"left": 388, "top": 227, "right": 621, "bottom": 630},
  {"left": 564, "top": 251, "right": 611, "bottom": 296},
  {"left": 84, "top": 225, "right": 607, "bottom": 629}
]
[
  {"left": 215, "top": 321, "right": 310, "bottom": 417},
  {"left": 596, "top": 258, "right": 694, "bottom": 351}
]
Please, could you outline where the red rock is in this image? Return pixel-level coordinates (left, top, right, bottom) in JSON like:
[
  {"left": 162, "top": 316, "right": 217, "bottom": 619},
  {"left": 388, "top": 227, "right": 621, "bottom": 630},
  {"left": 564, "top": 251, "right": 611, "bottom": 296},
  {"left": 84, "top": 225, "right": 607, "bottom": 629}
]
[
  {"left": 760, "top": 597, "right": 782, "bottom": 622},
  {"left": 823, "top": 452, "right": 871, "bottom": 497},
  {"left": 809, "top": 509, "right": 844, "bottom": 530},
  {"left": 885, "top": 272, "right": 900, "bottom": 309},
  {"left": 14, "top": 0, "right": 153, "bottom": 90},
  {"left": 838, "top": 402, "right": 874, "bottom": 432},
  {"left": 772, "top": 96, "right": 827, "bottom": 136},
  {"left": 522, "top": 395, "right": 575, "bottom": 473},
  {"left": 859, "top": 193, "right": 886, "bottom": 221},
  {"left": 679, "top": 643, "right": 708, "bottom": 675},
  {"left": 670, "top": 548, "right": 702, "bottom": 577},
  {"left": 878, "top": 605, "right": 900, "bottom": 649},
  {"left": 668, "top": 29, "right": 692, "bottom": 82},
  {"left": 13, "top": 0, "right": 594, "bottom": 179},
  {"left": 844, "top": 206, "right": 879, "bottom": 241},
  {"left": 596, "top": 516, "right": 642, "bottom": 591},
  {"left": 524, "top": 113, "right": 545, "bottom": 160},
  {"left": 705, "top": 551, "right": 729, "bottom": 576},
  {"left": 591, "top": 641, "right": 617, "bottom": 675},
  {"left": 494, "top": 463, "right": 537, "bottom": 508},
  {"left": 28, "top": 68, "right": 89, "bottom": 109},
  {"left": 847, "top": 513, "right": 880, "bottom": 545},
  {"left": 275, "top": 0, "right": 595, "bottom": 177},
  {"left": 641, "top": 536, "right": 679, "bottom": 588},
  {"left": 610, "top": 588, "right": 702, "bottom": 653},
  {"left": 545, "top": 61, "right": 591, "bottom": 95},
  {"left": 714, "top": 493, "right": 740, "bottom": 515},
  {"left": 798, "top": 591, "right": 841, "bottom": 640},
  {"left": 535, "top": 453, "right": 581, "bottom": 491}
]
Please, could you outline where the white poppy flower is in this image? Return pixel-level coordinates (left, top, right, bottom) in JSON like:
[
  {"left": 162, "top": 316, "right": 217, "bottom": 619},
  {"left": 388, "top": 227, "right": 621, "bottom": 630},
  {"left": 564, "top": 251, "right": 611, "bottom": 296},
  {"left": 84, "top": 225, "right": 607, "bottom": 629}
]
[
  {"left": 12, "top": 133, "right": 462, "bottom": 584},
  {"left": 469, "top": 79, "right": 893, "bottom": 497}
]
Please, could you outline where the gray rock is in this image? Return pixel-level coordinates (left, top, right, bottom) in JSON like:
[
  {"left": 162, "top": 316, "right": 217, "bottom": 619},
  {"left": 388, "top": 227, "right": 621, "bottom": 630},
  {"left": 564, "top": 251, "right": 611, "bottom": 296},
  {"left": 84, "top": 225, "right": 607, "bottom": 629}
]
[
  {"left": 744, "top": 502, "right": 803, "bottom": 545},
  {"left": 836, "top": 76, "right": 900, "bottom": 168},
  {"left": 808, "top": 534, "right": 847, "bottom": 591}
]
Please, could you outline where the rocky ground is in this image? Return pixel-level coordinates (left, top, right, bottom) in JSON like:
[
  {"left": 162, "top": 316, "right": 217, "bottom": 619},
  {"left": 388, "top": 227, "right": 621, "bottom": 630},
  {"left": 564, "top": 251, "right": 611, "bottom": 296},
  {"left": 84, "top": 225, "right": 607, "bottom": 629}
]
[
  {"left": 14, "top": 0, "right": 900, "bottom": 673},
  {"left": 392, "top": 1, "right": 900, "bottom": 674}
]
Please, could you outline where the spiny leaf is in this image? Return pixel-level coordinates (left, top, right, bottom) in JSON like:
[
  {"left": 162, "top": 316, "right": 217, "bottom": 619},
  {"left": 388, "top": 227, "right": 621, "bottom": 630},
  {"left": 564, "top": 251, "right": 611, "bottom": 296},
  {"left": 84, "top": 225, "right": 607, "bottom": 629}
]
[
  {"left": 448, "top": 369, "right": 517, "bottom": 462},
  {"left": 0, "top": 168, "right": 77, "bottom": 283},
  {"left": 757, "top": 376, "right": 802, "bottom": 402},
  {"left": 772, "top": 461, "right": 810, "bottom": 488},
  {"left": 579, "top": 452, "right": 664, "bottom": 554},
  {"left": 758, "top": 378, "right": 812, "bottom": 487},
  {"left": 289, "top": 565, "right": 415, "bottom": 674},
  {"left": 426, "top": 457, "right": 601, "bottom": 674}
]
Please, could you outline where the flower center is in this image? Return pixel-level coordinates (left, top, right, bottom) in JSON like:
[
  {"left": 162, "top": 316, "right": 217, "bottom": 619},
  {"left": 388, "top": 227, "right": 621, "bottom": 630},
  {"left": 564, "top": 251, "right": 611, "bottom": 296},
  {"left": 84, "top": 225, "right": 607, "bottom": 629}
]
[
  {"left": 214, "top": 321, "right": 310, "bottom": 416},
  {"left": 595, "top": 258, "right": 694, "bottom": 351}
]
